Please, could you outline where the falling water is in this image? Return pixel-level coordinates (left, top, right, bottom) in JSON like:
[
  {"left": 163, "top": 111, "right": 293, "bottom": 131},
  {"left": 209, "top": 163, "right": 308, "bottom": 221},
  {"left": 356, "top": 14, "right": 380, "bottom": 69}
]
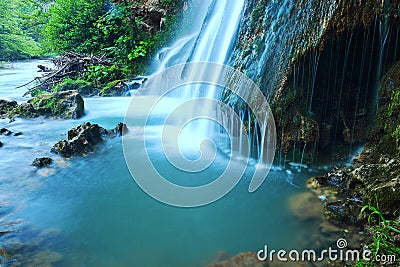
[
  {"left": 147, "top": 0, "right": 248, "bottom": 155},
  {"left": 155, "top": 0, "right": 245, "bottom": 70}
]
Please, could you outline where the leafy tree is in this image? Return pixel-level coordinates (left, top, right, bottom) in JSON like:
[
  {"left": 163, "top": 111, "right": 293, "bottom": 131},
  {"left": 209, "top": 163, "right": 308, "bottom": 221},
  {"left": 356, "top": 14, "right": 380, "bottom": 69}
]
[
  {"left": 42, "top": 0, "right": 107, "bottom": 54},
  {"left": 0, "top": 0, "right": 43, "bottom": 60}
]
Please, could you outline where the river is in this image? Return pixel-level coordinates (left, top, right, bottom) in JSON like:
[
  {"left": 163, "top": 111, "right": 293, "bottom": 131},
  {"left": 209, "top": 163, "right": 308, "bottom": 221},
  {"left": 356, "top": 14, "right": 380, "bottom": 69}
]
[{"left": 0, "top": 60, "right": 329, "bottom": 266}]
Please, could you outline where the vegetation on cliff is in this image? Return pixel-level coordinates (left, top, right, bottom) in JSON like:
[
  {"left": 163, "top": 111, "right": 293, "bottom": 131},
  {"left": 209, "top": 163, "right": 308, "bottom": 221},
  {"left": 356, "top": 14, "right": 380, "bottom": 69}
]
[
  {"left": 2, "top": 0, "right": 184, "bottom": 92},
  {"left": 42, "top": 0, "right": 183, "bottom": 77}
]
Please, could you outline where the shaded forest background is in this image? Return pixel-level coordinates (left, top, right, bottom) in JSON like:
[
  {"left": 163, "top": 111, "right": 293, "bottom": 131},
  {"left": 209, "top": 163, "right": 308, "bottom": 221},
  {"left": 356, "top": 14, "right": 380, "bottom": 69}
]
[{"left": 0, "top": 0, "right": 183, "bottom": 77}]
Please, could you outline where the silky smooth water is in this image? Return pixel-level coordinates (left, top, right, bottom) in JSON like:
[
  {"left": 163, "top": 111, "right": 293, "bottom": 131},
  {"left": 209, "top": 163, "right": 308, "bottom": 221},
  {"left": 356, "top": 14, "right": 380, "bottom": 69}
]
[{"left": 0, "top": 61, "right": 328, "bottom": 266}]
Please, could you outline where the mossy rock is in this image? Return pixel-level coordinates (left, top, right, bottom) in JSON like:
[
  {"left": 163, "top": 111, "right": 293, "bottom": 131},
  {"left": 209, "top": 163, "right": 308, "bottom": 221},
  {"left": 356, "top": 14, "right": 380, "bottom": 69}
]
[
  {"left": 26, "top": 90, "right": 84, "bottom": 119},
  {"left": 53, "top": 78, "right": 96, "bottom": 96},
  {"left": 374, "top": 61, "right": 400, "bottom": 156},
  {"left": 100, "top": 80, "right": 125, "bottom": 96},
  {"left": 364, "top": 178, "right": 400, "bottom": 216},
  {"left": 0, "top": 99, "right": 18, "bottom": 118}
]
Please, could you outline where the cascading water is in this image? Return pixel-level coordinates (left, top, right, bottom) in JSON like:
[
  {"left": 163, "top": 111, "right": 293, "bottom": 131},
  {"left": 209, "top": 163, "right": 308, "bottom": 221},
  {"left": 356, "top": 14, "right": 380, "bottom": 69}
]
[
  {"left": 155, "top": 0, "right": 245, "bottom": 70},
  {"left": 144, "top": 0, "right": 249, "bottom": 156}
]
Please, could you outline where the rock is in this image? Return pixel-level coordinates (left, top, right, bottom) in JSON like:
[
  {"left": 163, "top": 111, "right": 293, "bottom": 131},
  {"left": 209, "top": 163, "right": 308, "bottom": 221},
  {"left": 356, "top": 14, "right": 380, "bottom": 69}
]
[
  {"left": 288, "top": 192, "right": 324, "bottom": 221},
  {"left": 32, "top": 157, "right": 53, "bottom": 168},
  {"left": 28, "top": 90, "right": 84, "bottom": 119},
  {"left": 1, "top": 91, "right": 84, "bottom": 119},
  {"left": 110, "top": 122, "right": 129, "bottom": 137},
  {"left": 320, "top": 219, "right": 341, "bottom": 234},
  {"left": 54, "top": 78, "right": 95, "bottom": 96},
  {"left": 0, "top": 99, "right": 17, "bottom": 118},
  {"left": 51, "top": 122, "right": 127, "bottom": 157},
  {"left": 210, "top": 251, "right": 233, "bottom": 264},
  {"left": 100, "top": 81, "right": 126, "bottom": 96},
  {"left": 208, "top": 252, "right": 266, "bottom": 267},
  {"left": 37, "top": 65, "right": 51, "bottom": 72},
  {"left": 0, "top": 128, "right": 12, "bottom": 136},
  {"left": 51, "top": 122, "right": 107, "bottom": 156},
  {"left": 27, "top": 250, "right": 63, "bottom": 266},
  {"left": 364, "top": 178, "right": 400, "bottom": 215},
  {"left": 36, "top": 168, "right": 57, "bottom": 177},
  {"left": 0, "top": 141, "right": 2, "bottom": 148},
  {"left": 16, "top": 102, "right": 36, "bottom": 118}
]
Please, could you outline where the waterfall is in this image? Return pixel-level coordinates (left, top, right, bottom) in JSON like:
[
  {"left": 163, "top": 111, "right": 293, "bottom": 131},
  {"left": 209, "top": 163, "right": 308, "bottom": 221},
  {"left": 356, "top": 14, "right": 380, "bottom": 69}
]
[
  {"left": 148, "top": 0, "right": 246, "bottom": 148},
  {"left": 155, "top": 0, "right": 245, "bottom": 70}
]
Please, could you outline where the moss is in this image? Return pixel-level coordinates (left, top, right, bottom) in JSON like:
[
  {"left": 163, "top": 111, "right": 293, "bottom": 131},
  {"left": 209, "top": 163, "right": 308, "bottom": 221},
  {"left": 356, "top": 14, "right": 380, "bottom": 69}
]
[
  {"left": 53, "top": 78, "right": 95, "bottom": 96},
  {"left": 100, "top": 80, "right": 124, "bottom": 96},
  {"left": 375, "top": 62, "right": 400, "bottom": 156}
]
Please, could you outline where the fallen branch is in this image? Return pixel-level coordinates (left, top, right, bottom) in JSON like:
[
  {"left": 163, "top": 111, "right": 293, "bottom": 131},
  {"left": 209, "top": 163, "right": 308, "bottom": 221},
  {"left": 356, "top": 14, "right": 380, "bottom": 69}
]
[{"left": 19, "top": 52, "right": 113, "bottom": 96}]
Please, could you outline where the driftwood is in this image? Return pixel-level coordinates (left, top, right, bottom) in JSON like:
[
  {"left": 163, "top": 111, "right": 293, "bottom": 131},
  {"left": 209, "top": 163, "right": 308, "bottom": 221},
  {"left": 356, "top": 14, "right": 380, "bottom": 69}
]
[{"left": 18, "top": 52, "right": 112, "bottom": 96}]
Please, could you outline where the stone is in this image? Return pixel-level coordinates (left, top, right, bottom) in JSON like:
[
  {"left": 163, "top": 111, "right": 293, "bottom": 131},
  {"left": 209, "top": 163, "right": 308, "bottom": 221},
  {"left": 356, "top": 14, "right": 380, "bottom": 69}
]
[
  {"left": 51, "top": 122, "right": 107, "bottom": 156},
  {"left": 110, "top": 122, "right": 129, "bottom": 137},
  {"left": 32, "top": 157, "right": 53, "bottom": 168},
  {"left": 0, "top": 141, "right": 2, "bottom": 148},
  {"left": 208, "top": 252, "right": 266, "bottom": 267},
  {"left": 364, "top": 178, "right": 400, "bottom": 215},
  {"left": 51, "top": 122, "right": 127, "bottom": 157},
  {"left": 288, "top": 192, "right": 324, "bottom": 221},
  {"left": 0, "top": 99, "right": 17, "bottom": 117},
  {"left": 28, "top": 90, "right": 84, "bottom": 119},
  {"left": 100, "top": 81, "right": 126, "bottom": 96},
  {"left": 1, "top": 91, "right": 84, "bottom": 119},
  {"left": 0, "top": 128, "right": 12, "bottom": 136}
]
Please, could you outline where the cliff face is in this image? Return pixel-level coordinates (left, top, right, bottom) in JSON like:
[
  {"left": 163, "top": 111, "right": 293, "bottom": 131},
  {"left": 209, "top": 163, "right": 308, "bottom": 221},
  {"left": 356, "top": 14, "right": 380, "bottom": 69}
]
[{"left": 229, "top": 0, "right": 400, "bottom": 160}]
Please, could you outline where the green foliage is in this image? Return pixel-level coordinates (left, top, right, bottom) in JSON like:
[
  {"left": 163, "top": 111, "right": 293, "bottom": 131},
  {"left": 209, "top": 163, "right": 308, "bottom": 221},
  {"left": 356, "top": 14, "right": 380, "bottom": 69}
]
[
  {"left": 357, "top": 197, "right": 400, "bottom": 265},
  {"left": 0, "top": 0, "right": 45, "bottom": 60},
  {"left": 42, "top": 0, "right": 106, "bottom": 54},
  {"left": 100, "top": 80, "right": 122, "bottom": 96},
  {"left": 31, "top": 88, "right": 50, "bottom": 97},
  {"left": 84, "top": 64, "right": 128, "bottom": 87},
  {"left": 381, "top": 87, "right": 400, "bottom": 154},
  {"left": 43, "top": 0, "right": 183, "bottom": 76}
]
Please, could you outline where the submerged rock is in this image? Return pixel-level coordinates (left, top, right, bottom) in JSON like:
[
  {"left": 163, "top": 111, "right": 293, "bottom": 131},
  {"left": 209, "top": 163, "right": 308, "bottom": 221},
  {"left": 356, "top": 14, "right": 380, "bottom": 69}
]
[
  {"left": 288, "top": 191, "right": 324, "bottom": 221},
  {"left": 51, "top": 122, "right": 127, "bottom": 157},
  {"left": 208, "top": 252, "right": 266, "bottom": 267},
  {"left": 111, "top": 122, "right": 129, "bottom": 137},
  {"left": 0, "top": 128, "right": 22, "bottom": 136},
  {"left": 32, "top": 157, "right": 53, "bottom": 168}
]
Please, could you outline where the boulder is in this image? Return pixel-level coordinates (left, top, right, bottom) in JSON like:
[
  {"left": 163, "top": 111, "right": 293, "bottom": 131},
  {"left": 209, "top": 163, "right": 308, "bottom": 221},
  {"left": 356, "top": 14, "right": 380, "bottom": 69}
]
[
  {"left": 1, "top": 91, "right": 84, "bottom": 119},
  {"left": 32, "top": 157, "right": 53, "bottom": 168},
  {"left": 51, "top": 122, "right": 127, "bottom": 157},
  {"left": 28, "top": 90, "right": 84, "bottom": 119},
  {"left": 0, "top": 100, "right": 17, "bottom": 118},
  {"left": 52, "top": 122, "right": 106, "bottom": 156}
]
